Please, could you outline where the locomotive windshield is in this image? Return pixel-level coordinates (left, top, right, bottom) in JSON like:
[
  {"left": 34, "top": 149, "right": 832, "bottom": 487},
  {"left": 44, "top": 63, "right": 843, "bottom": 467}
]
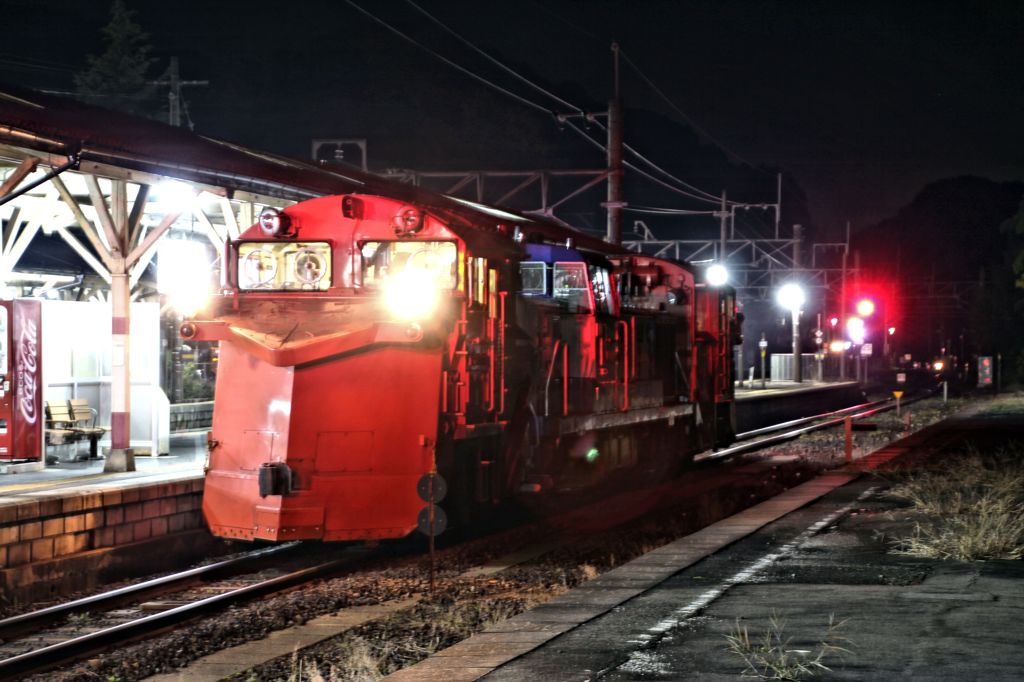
[
  {"left": 360, "top": 241, "right": 458, "bottom": 290},
  {"left": 553, "top": 262, "right": 593, "bottom": 313},
  {"left": 237, "top": 241, "right": 332, "bottom": 291}
]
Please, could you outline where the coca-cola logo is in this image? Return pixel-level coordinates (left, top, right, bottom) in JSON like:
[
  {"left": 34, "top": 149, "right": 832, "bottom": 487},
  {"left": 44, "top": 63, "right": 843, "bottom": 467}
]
[{"left": 18, "top": 319, "right": 37, "bottom": 425}]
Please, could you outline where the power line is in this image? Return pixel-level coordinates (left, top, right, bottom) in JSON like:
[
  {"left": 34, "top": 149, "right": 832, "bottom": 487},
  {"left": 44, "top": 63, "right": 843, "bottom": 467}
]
[
  {"left": 624, "top": 206, "right": 718, "bottom": 216},
  {"left": 347, "top": 0, "right": 741, "bottom": 213},
  {"left": 562, "top": 119, "right": 724, "bottom": 206},
  {"left": 345, "top": 1, "right": 556, "bottom": 117},
  {"left": 403, "top": 3, "right": 731, "bottom": 205},
  {"left": 404, "top": 0, "right": 585, "bottom": 116},
  {"left": 619, "top": 48, "right": 765, "bottom": 171}
]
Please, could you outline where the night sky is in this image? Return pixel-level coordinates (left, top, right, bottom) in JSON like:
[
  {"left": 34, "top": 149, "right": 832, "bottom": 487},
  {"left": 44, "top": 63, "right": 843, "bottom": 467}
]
[{"left": 2, "top": 0, "right": 1022, "bottom": 240}]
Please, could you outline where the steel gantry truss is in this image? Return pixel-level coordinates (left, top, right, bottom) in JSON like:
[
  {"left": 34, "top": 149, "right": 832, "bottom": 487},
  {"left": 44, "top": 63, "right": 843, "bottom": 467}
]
[
  {"left": 381, "top": 168, "right": 609, "bottom": 226},
  {"left": 622, "top": 220, "right": 852, "bottom": 302}
]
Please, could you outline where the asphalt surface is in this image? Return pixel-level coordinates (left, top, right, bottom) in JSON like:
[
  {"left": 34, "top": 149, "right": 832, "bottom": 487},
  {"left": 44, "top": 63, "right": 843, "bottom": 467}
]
[
  {"left": 492, "top": 398, "right": 1024, "bottom": 681},
  {"left": 389, "top": 395, "right": 1024, "bottom": 681}
]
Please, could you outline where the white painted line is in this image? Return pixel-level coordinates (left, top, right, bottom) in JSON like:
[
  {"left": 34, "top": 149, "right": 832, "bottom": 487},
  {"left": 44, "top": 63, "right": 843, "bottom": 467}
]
[{"left": 611, "top": 487, "right": 879, "bottom": 674}]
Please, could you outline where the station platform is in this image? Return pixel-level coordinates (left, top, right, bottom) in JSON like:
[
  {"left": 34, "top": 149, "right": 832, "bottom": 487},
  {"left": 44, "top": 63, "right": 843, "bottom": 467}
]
[
  {"left": 386, "top": 396, "right": 1024, "bottom": 681},
  {"left": 0, "top": 434, "right": 219, "bottom": 604},
  {"left": 734, "top": 378, "right": 861, "bottom": 398},
  {"left": 0, "top": 433, "right": 206, "bottom": 494},
  {"left": 734, "top": 379, "right": 866, "bottom": 432}
]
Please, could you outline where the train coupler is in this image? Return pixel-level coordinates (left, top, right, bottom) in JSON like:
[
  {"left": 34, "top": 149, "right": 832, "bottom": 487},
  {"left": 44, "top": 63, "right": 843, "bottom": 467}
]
[{"left": 258, "top": 462, "right": 294, "bottom": 497}]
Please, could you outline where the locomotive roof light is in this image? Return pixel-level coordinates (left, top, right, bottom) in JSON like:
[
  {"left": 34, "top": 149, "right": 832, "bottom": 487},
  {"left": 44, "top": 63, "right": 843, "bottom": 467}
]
[
  {"left": 393, "top": 205, "right": 424, "bottom": 237},
  {"left": 706, "top": 263, "right": 729, "bottom": 287},
  {"left": 258, "top": 207, "right": 293, "bottom": 238}
]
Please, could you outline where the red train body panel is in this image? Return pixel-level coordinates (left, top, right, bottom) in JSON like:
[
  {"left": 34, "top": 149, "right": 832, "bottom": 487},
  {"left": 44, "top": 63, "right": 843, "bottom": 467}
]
[{"left": 185, "top": 193, "right": 738, "bottom": 542}]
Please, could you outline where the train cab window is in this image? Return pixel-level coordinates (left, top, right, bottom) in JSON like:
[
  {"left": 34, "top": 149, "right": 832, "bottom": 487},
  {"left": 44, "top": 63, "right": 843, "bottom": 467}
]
[
  {"left": 552, "top": 262, "right": 593, "bottom": 313},
  {"left": 237, "top": 241, "right": 332, "bottom": 291},
  {"left": 360, "top": 241, "right": 458, "bottom": 290},
  {"left": 520, "top": 262, "right": 547, "bottom": 295},
  {"left": 589, "top": 266, "right": 617, "bottom": 315}
]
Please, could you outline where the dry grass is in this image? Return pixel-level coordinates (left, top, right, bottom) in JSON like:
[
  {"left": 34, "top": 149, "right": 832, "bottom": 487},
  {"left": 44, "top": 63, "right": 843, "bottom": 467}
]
[
  {"left": 888, "top": 445, "right": 1024, "bottom": 560},
  {"left": 281, "top": 593, "right": 540, "bottom": 681},
  {"left": 724, "top": 612, "right": 851, "bottom": 680}
]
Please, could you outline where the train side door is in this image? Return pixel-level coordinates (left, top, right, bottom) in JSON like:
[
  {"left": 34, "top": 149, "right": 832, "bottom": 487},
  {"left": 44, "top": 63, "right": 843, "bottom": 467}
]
[{"left": 461, "top": 256, "right": 504, "bottom": 421}]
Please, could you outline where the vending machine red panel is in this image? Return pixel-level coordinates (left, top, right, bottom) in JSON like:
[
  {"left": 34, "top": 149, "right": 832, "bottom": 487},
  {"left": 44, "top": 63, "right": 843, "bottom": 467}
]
[{"left": 0, "top": 300, "right": 42, "bottom": 461}]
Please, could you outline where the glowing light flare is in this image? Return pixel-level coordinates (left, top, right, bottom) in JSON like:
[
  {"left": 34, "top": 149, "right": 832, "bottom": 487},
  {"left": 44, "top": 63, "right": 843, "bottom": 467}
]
[
  {"left": 846, "top": 316, "right": 866, "bottom": 345},
  {"left": 776, "top": 283, "right": 805, "bottom": 311},
  {"left": 933, "top": 360, "right": 945, "bottom": 372},
  {"left": 152, "top": 180, "right": 196, "bottom": 213},
  {"left": 158, "top": 240, "right": 211, "bottom": 316},
  {"left": 888, "top": 326, "right": 896, "bottom": 335},
  {"left": 706, "top": 263, "right": 729, "bottom": 286},
  {"left": 383, "top": 269, "right": 440, "bottom": 320},
  {"left": 829, "top": 316, "right": 839, "bottom": 328},
  {"left": 856, "top": 298, "right": 876, "bottom": 317},
  {"left": 585, "top": 447, "right": 600, "bottom": 464},
  {"left": 829, "top": 340, "right": 846, "bottom": 353}
]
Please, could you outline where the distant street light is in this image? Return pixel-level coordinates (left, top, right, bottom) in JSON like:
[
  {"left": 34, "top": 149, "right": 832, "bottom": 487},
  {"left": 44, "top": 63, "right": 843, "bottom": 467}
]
[
  {"left": 777, "top": 283, "right": 805, "bottom": 382},
  {"left": 856, "top": 298, "right": 876, "bottom": 317}
]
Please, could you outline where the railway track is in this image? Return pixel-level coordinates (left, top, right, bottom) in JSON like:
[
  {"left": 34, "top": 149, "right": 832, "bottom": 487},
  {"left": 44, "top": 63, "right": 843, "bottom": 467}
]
[
  {"left": 0, "top": 543, "right": 370, "bottom": 679},
  {"left": 698, "top": 389, "right": 934, "bottom": 463},
  {"left": 0, "top": 390, "right": 942, "bottom": 680}
]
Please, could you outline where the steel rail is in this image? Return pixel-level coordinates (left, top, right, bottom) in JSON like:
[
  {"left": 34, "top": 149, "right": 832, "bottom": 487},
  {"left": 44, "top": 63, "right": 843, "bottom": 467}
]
[
  {"left": 0, "top": 553, "right": 362, "bottom": 679},
  {"left": 698, "top": 390, "right": 934, "bottom": 463},
  {"left": 0, "top": 543, "right": 298, "bottom": 642},
  {"left": 735, "top": 399, "right": 887, "bottom": 441}
]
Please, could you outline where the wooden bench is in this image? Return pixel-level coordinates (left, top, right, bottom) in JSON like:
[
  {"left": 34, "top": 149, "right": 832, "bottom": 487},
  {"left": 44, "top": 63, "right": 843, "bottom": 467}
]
[
  {"left": 70, "top": 398, "right": 110, "bottom": 459},
  {"left": 45, "top": 399, "right": 109, "bottom": 460}
]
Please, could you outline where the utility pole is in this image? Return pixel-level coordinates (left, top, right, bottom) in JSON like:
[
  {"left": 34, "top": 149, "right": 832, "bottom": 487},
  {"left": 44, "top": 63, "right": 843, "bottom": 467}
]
[
  {"left": 606, "top": 42, "right": 624, "bottom": 245},
  {"left": 775, "top": 172, "right": 782, "bottom": 237},
  {"left": 840, "top": 221, "right": 849, "bottom": 380},
  {"left": 151, "top": 57, "right": 209, "bottom": 129},
  {"left": 718, "top": 191, "right": 728, "bottom": 261}
]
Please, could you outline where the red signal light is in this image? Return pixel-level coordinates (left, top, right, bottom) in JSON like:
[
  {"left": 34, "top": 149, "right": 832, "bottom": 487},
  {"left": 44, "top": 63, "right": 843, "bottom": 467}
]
[
  {"left": 829, "top": 316, "right": 839, "bottom": 328},
  {"left": 856, "top": 299, "right": 875, "bottom": 317}
]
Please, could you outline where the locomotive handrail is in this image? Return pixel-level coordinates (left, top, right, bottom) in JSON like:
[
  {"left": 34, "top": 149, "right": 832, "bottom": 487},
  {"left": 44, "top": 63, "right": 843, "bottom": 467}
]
[
  {"left": 630, "top": 317, "right": 637, "bottom": 379},
  {"left": 617, "top": 319, "right": 630, "bottom": 411},
  {"left": 544, "top": 339, "right": 562, "bottom": 417}
]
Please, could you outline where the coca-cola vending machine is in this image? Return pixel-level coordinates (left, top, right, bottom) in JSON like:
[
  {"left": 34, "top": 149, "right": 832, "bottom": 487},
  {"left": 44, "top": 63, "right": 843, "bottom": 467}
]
[{"left": 0, "top": 300, "right": 42, "bottom": 461}]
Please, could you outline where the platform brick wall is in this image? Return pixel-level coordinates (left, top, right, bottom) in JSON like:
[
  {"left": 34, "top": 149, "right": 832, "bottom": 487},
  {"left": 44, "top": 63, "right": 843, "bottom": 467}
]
[{"left": 0, "top": 475, "right": 227, "bottom": 603}]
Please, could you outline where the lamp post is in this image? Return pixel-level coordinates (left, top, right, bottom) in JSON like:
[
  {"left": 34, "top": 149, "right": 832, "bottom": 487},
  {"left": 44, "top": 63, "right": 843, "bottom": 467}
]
[
  {"left": 758, "top": 333, "right": 768, "bottom": 389},
  {"left": 777, "top": 283, "right": 805, "bottom": 383},
  {"left": 847, "top": 316, "right": 867, "bottom": 384}
]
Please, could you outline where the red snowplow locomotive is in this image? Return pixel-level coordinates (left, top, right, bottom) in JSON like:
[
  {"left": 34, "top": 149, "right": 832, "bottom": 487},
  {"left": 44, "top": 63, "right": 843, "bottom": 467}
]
[{"left": 183, "top": 193, "right": 739, "bottom": 542}]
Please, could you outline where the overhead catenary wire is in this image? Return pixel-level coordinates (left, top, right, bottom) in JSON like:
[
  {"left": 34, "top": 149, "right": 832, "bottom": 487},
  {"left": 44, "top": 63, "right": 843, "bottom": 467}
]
[
  {"left": 346, "top": 0, "right": 739, "bottom": 211},
  {"left": 624, "top": 206, "right": 718, "bottom": 215},
  {"left": 404, "top": 0, "right": 586, "bottom": 117},
  {"left": 618, "top": 48, "right": 766, "bottom": 172},
  {"left": 562, "top": 119, "right": 726, "bottom": 205},
  {"left": 344, "top": 0, "right": 556, "bottom": 118},
  {"left": 404, "top": 1, "right": 734, "bottom": 205}
]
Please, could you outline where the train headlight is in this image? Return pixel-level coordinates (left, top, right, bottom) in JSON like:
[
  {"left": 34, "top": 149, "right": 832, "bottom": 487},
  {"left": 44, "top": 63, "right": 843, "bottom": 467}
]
[
  {"left": 259, "top": 207, "right": 293, "bottom": 238},
  {"left": 393, "top": 206, "right": 424, "bottom": 236},
  {"left": 383, "top": 270, "right": 440, "bottom": 320}
]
